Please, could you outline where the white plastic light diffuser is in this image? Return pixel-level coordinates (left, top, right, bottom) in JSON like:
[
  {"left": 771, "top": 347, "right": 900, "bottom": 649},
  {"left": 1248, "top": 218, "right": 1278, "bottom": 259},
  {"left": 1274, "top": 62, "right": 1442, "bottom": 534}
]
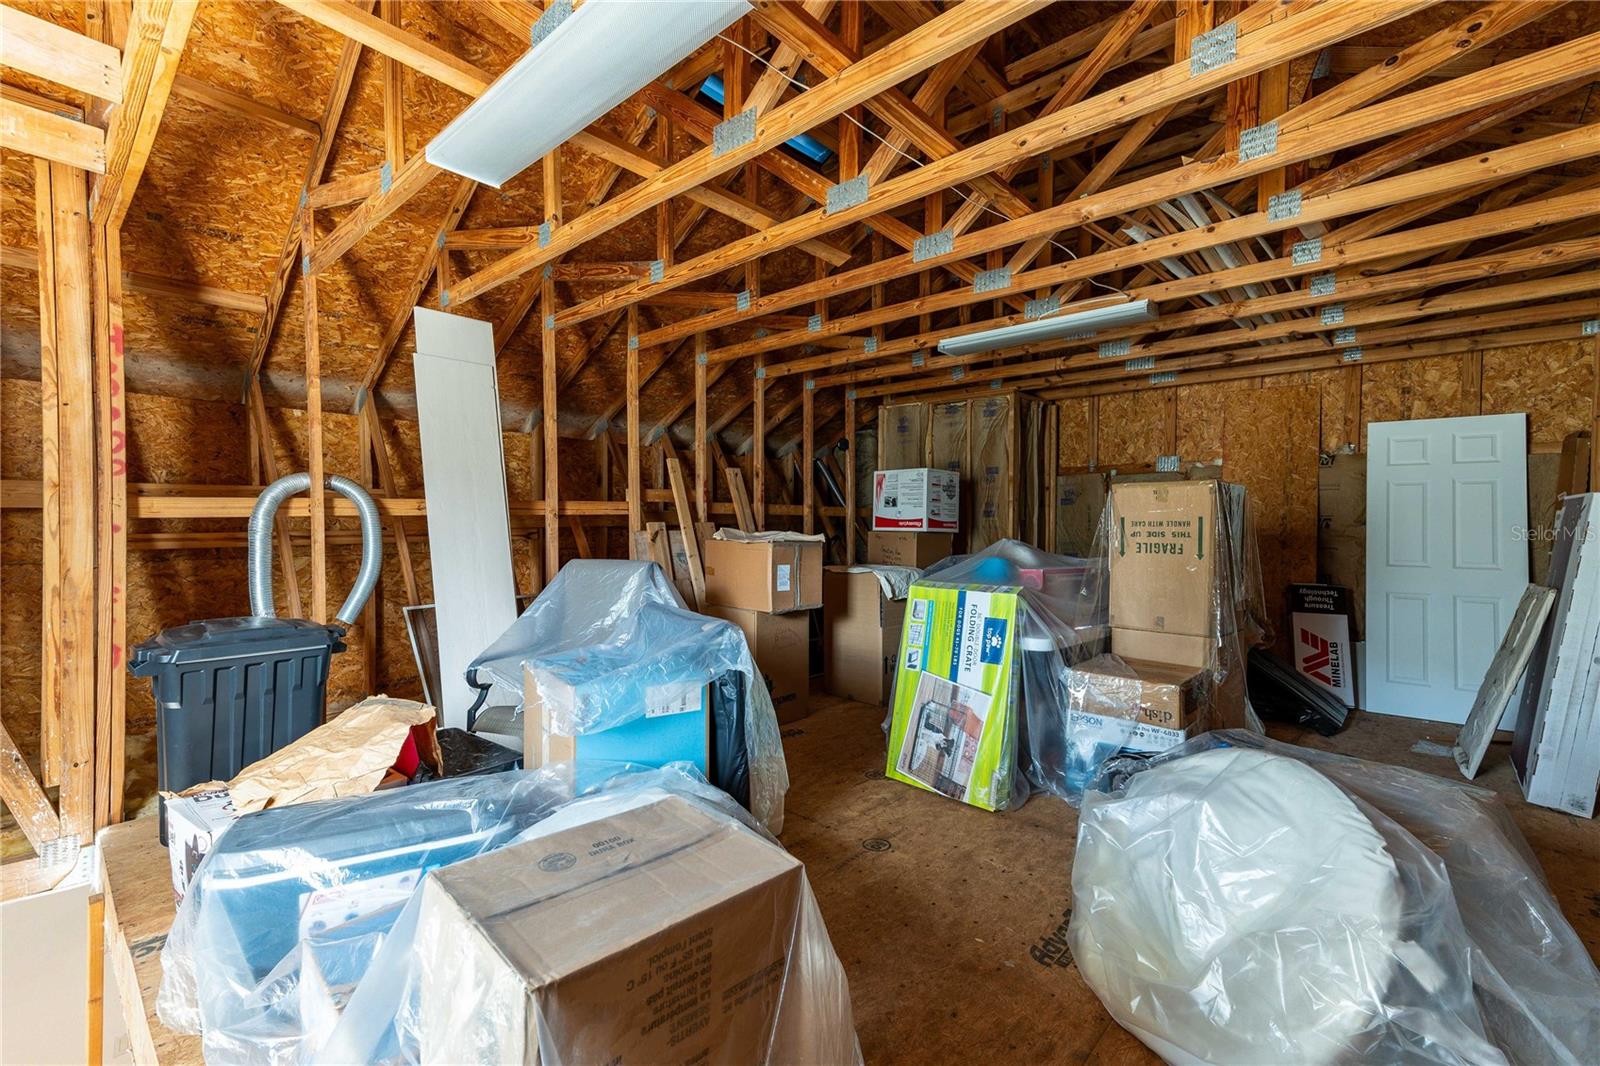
[
  {"left": 426, "top": 0, "right": 752, "bottom": 188},
  {"left": 935, "top": 299, "right": 1157, "bottom": 357}
]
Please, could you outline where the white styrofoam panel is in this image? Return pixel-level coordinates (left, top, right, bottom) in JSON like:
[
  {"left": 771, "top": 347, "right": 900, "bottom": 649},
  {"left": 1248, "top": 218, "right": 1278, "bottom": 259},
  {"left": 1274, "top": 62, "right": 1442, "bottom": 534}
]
[{"left": 412, "top": 308, "right": 518, "bottom": 728}]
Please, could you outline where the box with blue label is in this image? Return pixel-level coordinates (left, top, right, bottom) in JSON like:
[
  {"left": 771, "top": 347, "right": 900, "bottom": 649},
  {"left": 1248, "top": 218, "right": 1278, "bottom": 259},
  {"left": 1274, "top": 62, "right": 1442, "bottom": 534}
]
[
  {"left": 884, "top": 583, "right": 1022, "bottom": 811},
  {"left": 524, "top": 664, "right": 711, "bottom": 786}
]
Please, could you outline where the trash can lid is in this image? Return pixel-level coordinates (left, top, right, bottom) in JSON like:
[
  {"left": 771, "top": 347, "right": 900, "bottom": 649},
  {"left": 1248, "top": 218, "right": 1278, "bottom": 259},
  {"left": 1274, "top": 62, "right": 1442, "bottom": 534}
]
[{"left": 129, "top": 616, "right": 343, "bottom": 671}]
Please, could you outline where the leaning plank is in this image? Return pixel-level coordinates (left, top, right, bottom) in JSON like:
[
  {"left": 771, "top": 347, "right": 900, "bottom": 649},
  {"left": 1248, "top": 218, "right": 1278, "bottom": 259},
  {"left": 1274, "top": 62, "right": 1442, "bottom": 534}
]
[
  {"left": 666, "top": 458, "right": 706, "bottom": 609},
  {"left": 1455, "top": 584, "right": 1556, "bottom": 780},
  {"left": 726, "top": 468, "right": 757, "bottom": 533},
  {"left": 0, "top": 720, "right": 62, "bottom": 854}
]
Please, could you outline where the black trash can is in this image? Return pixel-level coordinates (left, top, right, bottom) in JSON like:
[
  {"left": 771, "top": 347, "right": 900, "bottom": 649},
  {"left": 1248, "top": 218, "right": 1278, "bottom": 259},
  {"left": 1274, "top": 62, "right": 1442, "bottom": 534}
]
[{"left": 129, "top": 616, "right": 346, "bottom": 843}]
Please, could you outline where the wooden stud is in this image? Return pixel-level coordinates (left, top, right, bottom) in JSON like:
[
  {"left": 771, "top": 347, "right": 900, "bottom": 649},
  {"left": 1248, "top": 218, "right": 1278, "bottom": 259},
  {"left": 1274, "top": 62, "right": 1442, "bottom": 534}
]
[
  {"left": 843, "top": 390, "right": 857, "bottom": 564},
  {"left": 694, "top": 335, "right": 709, "bottom": 522},
  {"left": 33, "top": 159, "right": 62, "bottom": 787},
  {"left": 301, "top": 211, "right": 328, "bottom": 625},
  {"left": 802, "top": 384, "right": 815, "bottom": 536},
  {"left": 380, "top": 0, "right": 405, "bottom": 171},
  {"left": 90, "top": 216, "right": 127, "bottom": 827},
  {"left": 626, "top": 305, "right": 643, "bottom": 534}
]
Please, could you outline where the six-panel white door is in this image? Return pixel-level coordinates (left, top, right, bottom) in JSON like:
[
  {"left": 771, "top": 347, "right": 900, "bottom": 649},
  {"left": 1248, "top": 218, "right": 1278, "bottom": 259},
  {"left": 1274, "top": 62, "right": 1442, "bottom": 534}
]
[{"left": 1365, "top": 414, "right": 1528, "bottom": 723}]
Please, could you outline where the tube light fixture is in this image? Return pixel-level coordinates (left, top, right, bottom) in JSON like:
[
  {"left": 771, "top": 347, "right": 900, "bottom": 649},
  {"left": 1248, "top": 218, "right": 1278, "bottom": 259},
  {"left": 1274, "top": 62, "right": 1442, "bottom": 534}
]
[
  {"left": 426, "top": 0, "right": 752, "bottom": 188},
  {"left": 935, "top": 299, "right": 1158, "bottom": 358}
]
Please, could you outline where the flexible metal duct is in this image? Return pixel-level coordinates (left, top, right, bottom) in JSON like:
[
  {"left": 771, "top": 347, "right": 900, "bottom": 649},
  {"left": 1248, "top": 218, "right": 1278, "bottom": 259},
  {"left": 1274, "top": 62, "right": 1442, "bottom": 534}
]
[{"left": 247, "top": 472, "right": 382, "bottom": 626}]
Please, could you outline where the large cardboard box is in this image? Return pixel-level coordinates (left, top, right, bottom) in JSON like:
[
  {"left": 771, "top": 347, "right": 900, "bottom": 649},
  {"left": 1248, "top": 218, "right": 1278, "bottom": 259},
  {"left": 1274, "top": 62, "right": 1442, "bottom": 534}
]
[
  {"left": 415, "top": 795, "right": 838, "bottom": 1064},
  {"left": 1108, "top": 480, "right": 1227, "bottom": 637},
  {"left": 705, "top": 606, "right": 810, "bottom": 723},
  {"left": 1069, "top": 654, "right": 1206, "bottom": 730},
  {"left": 523, "top": 665, "right": 712, "bottom": 781},
  {"left": 822, "top": 568, "right": 907, "bottom": 705},
  {"left": 872, "top": 467, "right": 960, "bottom": 532},
  {"left": 866, "top": 531, "right": 953, "bottom": 569},
  {"left": 702, "top": 537, "right": 822, "bottom": 614},
  {"left": 885, "top": 583, "right": 1021, "bottom": 811}
]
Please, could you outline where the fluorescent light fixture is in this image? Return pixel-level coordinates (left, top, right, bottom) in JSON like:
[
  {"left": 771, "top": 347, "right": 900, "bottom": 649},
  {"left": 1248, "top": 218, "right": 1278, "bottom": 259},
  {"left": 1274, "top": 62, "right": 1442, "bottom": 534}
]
[
  {"left": 935, "top": 299, "right": 1157, "bottom": 358},
  {"left": 698, "top": 74, "right": 832, "bottom": 164},
  {"left": 426, "top": 0, "right": 752, "bottom": 187}
]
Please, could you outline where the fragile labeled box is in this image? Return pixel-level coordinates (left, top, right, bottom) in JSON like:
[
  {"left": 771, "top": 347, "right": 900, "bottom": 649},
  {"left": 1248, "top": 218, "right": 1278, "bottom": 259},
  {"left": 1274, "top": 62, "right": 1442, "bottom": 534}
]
[
  {"left": 414, "top": 794, "right": 846, "bottom": 1064},
  {"left": 701, "top": 536, "right": 823, "bottom": 613},
  {"left": 866, "top": 531, "right": 953, "bottom": 569},
  {"left": 704, "top": 605, "right": 810, "bottom": 723},
  {"left": 1068, "top": 653, "right": 1207, "bottom": 730},
  {"left": 822, "top": 568, "right": 907, "bottom": 705},
  {"left": 872, "top": 467, "right": 960, "bottom": 532},
  {"left": 1108, "top": 480, "right": 1229, "bottom": 637},
  {"left": 523, "top": 664, "right": 712, "bottom": 783}
]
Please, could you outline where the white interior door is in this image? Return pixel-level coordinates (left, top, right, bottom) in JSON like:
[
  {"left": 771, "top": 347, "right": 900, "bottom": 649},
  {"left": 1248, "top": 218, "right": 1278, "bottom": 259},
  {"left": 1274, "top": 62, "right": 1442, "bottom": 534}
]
[
  {"left": 1365, "top": 414, "right": 1528, "bottom": 723},
  {"left": 413, "top": 308, "right": 518, "bottom": 728}
]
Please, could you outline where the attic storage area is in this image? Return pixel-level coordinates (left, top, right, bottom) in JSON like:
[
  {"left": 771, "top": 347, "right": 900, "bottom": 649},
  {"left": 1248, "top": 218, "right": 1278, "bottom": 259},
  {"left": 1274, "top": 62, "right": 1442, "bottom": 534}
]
[{"left": 1, "top": 1, "right": 1598, "bottom": 1063}]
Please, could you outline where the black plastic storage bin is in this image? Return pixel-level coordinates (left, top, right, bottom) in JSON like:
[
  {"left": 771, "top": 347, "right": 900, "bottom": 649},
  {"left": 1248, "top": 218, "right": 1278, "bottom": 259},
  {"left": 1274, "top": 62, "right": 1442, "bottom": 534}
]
[{"left": 129, "top": 616, "right": 346, "bottom": 843}]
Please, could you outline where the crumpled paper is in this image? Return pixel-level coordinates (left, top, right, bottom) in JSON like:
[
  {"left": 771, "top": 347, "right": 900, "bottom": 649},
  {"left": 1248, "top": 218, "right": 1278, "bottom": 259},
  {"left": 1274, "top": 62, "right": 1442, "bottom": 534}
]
[{"left": 224, "top": 695, "right": 435, "bottom": 813}]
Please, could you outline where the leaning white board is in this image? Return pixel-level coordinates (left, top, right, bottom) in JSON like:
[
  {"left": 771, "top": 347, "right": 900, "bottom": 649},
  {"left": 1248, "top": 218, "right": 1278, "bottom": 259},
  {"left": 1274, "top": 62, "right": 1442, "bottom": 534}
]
[
  {"left": 1365, "top": 414, "right": 1528, "bottom": 724},
  {"left": 412, "top": 307, "right": 518, "bottom": 728}
]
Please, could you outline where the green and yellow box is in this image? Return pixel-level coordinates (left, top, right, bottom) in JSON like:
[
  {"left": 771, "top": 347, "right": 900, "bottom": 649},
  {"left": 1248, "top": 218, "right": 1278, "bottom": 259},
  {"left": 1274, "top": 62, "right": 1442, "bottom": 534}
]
[{"left": 885, "top": 583, "right": 1020, "bottom": 811}]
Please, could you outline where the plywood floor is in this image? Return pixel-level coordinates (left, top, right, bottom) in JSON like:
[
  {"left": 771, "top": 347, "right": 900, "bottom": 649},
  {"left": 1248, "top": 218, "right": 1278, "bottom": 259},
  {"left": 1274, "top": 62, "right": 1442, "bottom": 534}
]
[{"left": 779, "top": 694, "right": 1600, "bottom": 1065}]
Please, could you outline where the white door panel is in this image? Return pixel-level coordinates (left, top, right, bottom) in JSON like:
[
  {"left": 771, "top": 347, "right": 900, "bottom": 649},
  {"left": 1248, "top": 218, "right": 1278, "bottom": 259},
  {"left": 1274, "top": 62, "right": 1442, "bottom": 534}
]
[{"left": 1365, "top": 414, "right": 1527, "bottom": 723}]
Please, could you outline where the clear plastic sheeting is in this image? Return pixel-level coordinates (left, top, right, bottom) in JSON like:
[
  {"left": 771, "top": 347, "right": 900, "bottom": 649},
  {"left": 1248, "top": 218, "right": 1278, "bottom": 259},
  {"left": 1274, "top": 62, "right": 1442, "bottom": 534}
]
[
  {"left": 1092, "top": 478, "right": 1266, "bottom": 733},
  {"left": 1071, "top": 733, "right": 1600, "bottom": 1066},
  {"left": 321, "top": 781, "right": 862, "bottom": 1066},
  {"left": 158, "top": 765, "right": 819, "bottom": 1065},
  {"left": 467, "top": 559, "right": 789, "bottom": 832}
]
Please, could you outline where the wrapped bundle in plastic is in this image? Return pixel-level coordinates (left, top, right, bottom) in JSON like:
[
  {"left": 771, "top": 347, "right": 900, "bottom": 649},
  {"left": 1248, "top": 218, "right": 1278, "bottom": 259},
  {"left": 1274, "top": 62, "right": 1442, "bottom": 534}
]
[
  {"left": 159, "top": 765, "right": 825, "bottom": 1065},
  {"left": 468, "top": 560, "right": 788, "bottom": 832},
  {"left": 1071, "top": 733, "right": 1600, "bottom": 1066},
  {"left": 318, "top": 777, "right": 861, "bottom": 1065},
  {"left": 1092, "top": 478, "right": 1266, "bottom": 733},
  {"left": 882, "top": 539, "right": 1106, "bottom": 811}
]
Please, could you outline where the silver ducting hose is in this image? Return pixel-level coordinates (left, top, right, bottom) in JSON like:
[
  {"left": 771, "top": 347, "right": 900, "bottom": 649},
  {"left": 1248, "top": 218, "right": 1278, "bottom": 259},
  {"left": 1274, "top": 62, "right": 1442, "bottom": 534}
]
[{"left": 247, "top": 472, "right": 383, "bottom": 626}]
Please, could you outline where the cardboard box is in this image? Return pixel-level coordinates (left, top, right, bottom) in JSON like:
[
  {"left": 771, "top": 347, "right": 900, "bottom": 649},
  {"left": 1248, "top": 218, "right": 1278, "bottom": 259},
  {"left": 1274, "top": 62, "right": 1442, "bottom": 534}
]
[
  {"left": 416, "top": 795, "right": 835, "bottom": 1064},
  {"left": 705, "top": 606, "right": 810, "bottom": 723},
  {"left": 523, "top": 665, "right": 711, "bottom": 784},
  {"left": 1068, "top": 654, "right": 1206, "bottom": 729},
  {"left": 866, "top": 531, "right": 953, "bottom": 569},
  {"left": 165, "top": 787, "right": 238, "bottom": 903},
  {"left": 872, "top": 467, "right": 960, "bottom": 532},
  {"left": 885, "top": 583, "right": 1021, "bottom": 811},
  {"left": 1290, "top": 584, "right": 1358, "bottom": 708},
  {"left": 1066, "top": 708, "right": 1205, "bottom": 755},
  {"left": 1108, "top": 480, "right": 1228, "bottom": 637},
  {"left": 822, "top": 568, "right": 907, "bottom": 705},
  {"left": 701, "top": 537, "right": 823, "bottom": 613},
  {"left": 1109, "top": 627, "right": 1251, "bottom": 732}
]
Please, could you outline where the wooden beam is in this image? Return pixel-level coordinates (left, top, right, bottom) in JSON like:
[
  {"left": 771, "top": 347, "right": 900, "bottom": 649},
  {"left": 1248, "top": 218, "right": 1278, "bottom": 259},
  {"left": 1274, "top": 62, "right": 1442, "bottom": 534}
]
[
  {"left": 301, "top": 210, "right": 328, "bottom": 623},
  {"left": 94, "top": 0, "right": 197, "bottom": 227},
  {"left": 0, "top": 4, "right": 122, "bottom": 101},
  {"left": 627, "top": 305, "right": 643, "bottom": 534},
  {"left": 0, "top": 721, "right": 62, "bottom": 855},
  {"left": 445, "top": 0, "right": 1050, "bottom": 306},
  {"left": 306, "top": 150, "right": 440, "bottom": 274},
  {"left": 666, "top": 457, "right": 705, "bottom": 609},
  {"left": 245, "top": 26, "right": 363, "bottom": 379},
  {"left": 560, "top": 0, "right": 1425, "bottom": 332},
  {"left": 278, "top": 0, "right": 489, "bottom": 97},
  {"left": 379, "top": 0, "right": 404, "bottom": 170},
  {"left": 171, "top": 73, "right": 320, "bottom": 138},
  {"left": 249, "top": 379, "right": 305, "bottom": 620},
  {"left": 0, "top": 98, "right": 105, "bottom": 171}
]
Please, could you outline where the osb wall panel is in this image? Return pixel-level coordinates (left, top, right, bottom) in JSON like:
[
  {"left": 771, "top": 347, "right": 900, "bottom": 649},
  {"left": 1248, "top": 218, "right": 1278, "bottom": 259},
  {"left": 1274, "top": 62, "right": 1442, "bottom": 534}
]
[
  {"left": 1176, "top": 381, "right": 1251, "bottom": 460},
  {"left": 1222, "top": 385, "right": 1320, "bottom": 653},
  {"left": 1482, "top": 339, "right": 1593, "bottom": 447},
  {"left": 1360, "top": 355, "right": 1464, "bottom": 449},
  {"left": 1095, "top": 392, "right": 1167, "bottom": 468},
  {"left": 1055, "top": 398, "right": 1091, "bottom": 468}
]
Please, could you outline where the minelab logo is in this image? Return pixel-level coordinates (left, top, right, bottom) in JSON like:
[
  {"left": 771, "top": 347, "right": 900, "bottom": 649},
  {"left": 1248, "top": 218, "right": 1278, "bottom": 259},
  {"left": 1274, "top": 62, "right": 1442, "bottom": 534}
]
[{"left": 1300, "top": 628, "right": 1344, "bottom": 689}]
